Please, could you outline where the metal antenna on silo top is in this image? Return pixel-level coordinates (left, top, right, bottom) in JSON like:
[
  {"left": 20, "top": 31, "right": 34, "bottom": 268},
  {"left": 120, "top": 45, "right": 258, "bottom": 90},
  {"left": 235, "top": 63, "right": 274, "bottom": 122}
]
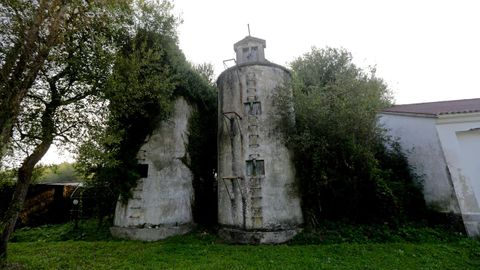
[{"left": 247, "top": 24, "right": 251, "bottom": 36}]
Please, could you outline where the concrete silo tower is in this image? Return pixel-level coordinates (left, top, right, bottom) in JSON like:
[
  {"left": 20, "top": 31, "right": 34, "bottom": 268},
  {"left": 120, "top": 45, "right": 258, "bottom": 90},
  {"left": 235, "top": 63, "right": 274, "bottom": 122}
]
[{"left": 217, "top": 36, "right": 303, "bottom": 243}]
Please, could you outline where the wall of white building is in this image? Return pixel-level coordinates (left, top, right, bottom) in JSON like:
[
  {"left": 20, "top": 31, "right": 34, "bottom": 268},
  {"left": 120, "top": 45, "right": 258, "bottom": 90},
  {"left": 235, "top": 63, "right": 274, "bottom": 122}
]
[
  {"left": 379, "top": 112, "right": 480, "bottom": 236},
  {"left": 436, "top": 113, "right": 480, "bottom": 235},
  {"left": 378, "top": 113, "right": 460, "bottom": 213}
]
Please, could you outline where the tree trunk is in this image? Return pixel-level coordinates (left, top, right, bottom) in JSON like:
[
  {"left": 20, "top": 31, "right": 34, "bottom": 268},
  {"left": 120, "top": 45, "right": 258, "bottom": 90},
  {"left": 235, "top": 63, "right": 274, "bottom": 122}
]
[
  {"left": 0, "top": 141, "right": 53, "bottom": 264},
  {"left": 0, "top": 98, "right": 57, "bottom": 264}
]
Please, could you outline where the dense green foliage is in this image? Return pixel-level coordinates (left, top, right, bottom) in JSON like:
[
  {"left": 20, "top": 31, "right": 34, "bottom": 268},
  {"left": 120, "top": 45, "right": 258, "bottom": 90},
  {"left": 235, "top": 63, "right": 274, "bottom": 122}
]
[
  {"left": 75, "top": 1, "right": 217, "bottom": 224},
  {"left": 282, "top": 47, "right": 426, "bottom": 225},
  {"left": 6, "top": 221, "right": 480, "bottom": 269},
  {"left": 84, "top": 28, "right": 181, "bottom": 208}
]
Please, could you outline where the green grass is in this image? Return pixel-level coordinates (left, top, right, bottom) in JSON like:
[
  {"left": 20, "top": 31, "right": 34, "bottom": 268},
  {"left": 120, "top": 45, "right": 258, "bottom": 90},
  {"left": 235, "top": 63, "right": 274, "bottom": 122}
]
[
  {"left": 10, "top": 220, "right": 113, "bottom": 242},
  {"left": 5, "top": 221, "right": 480, "bottom": 269},
  {"left": 290, "top": 222, "right": 467, "bottom": 244}
]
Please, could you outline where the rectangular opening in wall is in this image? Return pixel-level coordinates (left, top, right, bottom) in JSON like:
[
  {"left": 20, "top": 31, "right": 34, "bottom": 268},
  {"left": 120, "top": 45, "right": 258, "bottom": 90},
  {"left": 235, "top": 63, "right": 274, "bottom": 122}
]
[
  {"left": 246, "top": 75, "right": 256, "bottom": 88},
  {"left": 250, "top": 47, "right": 258, "bottom": 61},
  {"left": 249, "top": 134, "right": 259, "bottom": 147},
  {"left": 246, "top": 160, "right": 265, "bottom": 176},
  {"left": 137, "top": 164, "right": 149, "bottom": 178},
  {"left": 244, "top": 101, "right": 261, "bottom": 116},
  {"left": 247, "top": 85, "right": 256, "bottom": 95}
]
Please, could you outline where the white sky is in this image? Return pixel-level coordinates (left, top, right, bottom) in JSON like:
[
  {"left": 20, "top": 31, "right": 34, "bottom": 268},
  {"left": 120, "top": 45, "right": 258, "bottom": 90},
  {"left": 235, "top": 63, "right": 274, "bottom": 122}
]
[
  {"left": 40, "top": 0, "right": 480, "bottom": 165},
  {"left": 173, "top": 0, "right": 480, "bottom": 104}
]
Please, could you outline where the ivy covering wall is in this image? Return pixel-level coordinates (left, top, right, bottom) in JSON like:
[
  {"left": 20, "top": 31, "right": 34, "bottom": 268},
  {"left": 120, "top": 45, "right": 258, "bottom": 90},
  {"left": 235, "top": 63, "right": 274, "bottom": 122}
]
[{"left": 75, "top": 3, "right": 217, "bottom": 225}]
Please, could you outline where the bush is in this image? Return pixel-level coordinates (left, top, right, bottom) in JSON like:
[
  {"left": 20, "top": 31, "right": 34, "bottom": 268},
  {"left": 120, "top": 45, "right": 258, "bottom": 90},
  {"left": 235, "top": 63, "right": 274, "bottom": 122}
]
[{"left": 281, "top": 47, "right": 426, "bottom": 225}]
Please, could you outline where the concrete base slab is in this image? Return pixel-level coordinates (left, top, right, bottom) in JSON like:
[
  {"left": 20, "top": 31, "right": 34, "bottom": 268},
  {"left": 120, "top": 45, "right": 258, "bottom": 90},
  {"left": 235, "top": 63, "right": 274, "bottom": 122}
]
[
  {"left": 464, "top": 221, "right": 480, "bottom": 237},
  {"left": 110, "top": 224, "right": 192, "bottom": 241},
  {"left": 219, "top": 227, "right": 302, "bottom": 244}
]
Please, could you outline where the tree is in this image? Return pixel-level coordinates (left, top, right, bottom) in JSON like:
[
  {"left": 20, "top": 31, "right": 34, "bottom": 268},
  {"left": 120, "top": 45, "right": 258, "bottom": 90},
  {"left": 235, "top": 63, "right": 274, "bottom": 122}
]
[
  {"left": 194, "top": 63, "right": 216, "bottom": 85},
  {"left": 281, "top": 47, "right": 424, "bottom": 225},
  {"left": 0, "top": 0, "right": 65, "bottom": 157},
  {"left": 0, "top": 1, "right": 131, "bottom": 263},
  {"left": 0, "top": 0, "right": 129, "bottom": 160}
]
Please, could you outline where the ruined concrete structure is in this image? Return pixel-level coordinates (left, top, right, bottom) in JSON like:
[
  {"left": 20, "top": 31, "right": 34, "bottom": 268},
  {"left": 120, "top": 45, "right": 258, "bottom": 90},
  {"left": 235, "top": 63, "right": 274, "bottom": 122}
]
[
  {"left": 111, "top": 36, "right": 302, "bottom": 243},
  {"left": 111, "top": 97, "right": 195, "bottom": 241},
  {"left": 217, "top": 36, "right": 303, "bottom": 243}
]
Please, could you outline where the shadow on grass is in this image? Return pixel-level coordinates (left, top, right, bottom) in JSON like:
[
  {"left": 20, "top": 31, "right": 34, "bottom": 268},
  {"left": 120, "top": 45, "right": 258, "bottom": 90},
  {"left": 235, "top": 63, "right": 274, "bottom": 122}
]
[
  {"left": 10, "top": 219, "right": 473, "bottom": 246},
  {"left": 10, "top": 219, "right": 114, "bottom": 242},
  {"left": 290, "top": 221, "right": 468, "bottom": 245}
]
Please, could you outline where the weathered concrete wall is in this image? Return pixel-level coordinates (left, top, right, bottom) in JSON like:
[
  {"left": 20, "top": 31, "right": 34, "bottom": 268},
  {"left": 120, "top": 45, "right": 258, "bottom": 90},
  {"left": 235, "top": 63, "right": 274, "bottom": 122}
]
[
  {"left": 378, "top": 113, "right": 460, "bottom": 213},
  {"left": 234, "top": 36, "right": 266, "bottom": 65},
  {"left": 435, "top": 113, "right": 480, "bottom": 236},
  {"left": 112, "top": 97, "right": 195, "bottom": 241},
  {"left": 217, "top": 63, "right": 303, "bottom": 243}
]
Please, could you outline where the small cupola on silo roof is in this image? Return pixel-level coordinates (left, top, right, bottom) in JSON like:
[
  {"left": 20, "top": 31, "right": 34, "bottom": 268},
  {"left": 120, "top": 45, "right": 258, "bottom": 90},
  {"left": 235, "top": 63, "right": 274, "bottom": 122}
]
[{"left": 234, "top": 36, "right": 266, "bottom": 65}]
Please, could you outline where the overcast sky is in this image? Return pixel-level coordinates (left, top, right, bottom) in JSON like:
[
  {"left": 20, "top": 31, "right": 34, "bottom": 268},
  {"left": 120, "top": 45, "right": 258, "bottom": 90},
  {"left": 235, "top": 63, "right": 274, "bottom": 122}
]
[
  {"left": 40, "top": 0, "right": 480, "bottom": 164},
  {"left": 173, "top": 0, "right": 479, "bottom": 104}
]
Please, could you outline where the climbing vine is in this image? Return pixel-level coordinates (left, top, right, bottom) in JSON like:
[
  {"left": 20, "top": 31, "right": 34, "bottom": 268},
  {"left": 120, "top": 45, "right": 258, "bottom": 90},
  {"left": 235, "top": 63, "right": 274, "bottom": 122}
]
[{"left": 181, "top": 72, "right": 217, "bottom": 226}]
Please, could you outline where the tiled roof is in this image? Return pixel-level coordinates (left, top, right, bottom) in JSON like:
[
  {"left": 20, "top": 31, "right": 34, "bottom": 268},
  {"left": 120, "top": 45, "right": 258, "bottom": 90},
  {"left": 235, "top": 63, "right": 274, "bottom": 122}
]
[{"left": 382, "top": 98, "right": 480, "bottom": 116}]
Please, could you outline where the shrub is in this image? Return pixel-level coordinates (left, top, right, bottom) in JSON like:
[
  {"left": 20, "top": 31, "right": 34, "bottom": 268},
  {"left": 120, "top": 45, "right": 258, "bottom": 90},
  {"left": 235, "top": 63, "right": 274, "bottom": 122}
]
[{"left": 279, "top": 47, "right": 426, "bottom": 225}]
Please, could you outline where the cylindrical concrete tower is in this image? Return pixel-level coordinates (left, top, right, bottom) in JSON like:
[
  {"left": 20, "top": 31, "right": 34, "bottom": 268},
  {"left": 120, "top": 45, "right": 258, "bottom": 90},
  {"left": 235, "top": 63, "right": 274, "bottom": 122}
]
[{"left": 217, "top": 36, "right": 303, "bottom": 243}]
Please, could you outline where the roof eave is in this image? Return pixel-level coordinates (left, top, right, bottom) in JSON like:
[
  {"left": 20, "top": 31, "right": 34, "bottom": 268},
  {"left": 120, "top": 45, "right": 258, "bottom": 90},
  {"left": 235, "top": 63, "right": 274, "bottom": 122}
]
[{"left": 380, "top": 111, "right": 438, "bottom": 118}]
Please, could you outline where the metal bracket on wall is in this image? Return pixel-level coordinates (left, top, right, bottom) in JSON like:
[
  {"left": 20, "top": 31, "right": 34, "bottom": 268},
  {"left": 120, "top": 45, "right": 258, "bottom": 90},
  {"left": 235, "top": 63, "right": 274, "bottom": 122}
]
[
  {"left": 248, "top": 153, "right": 260, "bottom": 160},
  {"left": 223, "top": 58, "right": 236, "bottom": 69},
  {"left": 222, "top": 111, "right": 243, "bottom": 138},
  {"left": 221, "top": 177, "right": 244, "bottom": 201}
]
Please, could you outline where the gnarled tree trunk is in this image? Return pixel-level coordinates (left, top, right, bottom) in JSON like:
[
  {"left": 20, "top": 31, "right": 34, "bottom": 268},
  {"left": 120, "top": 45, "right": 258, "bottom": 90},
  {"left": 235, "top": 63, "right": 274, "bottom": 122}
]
[{"left": 0, "top": 98, "right": 57, "bottom": 264}]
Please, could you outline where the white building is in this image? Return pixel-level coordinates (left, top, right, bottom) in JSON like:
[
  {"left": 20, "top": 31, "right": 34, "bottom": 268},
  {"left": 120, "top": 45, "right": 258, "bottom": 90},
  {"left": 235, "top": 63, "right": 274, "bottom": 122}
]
[{"left": 379, "top": 98, "right": 480, "bottom": 236}]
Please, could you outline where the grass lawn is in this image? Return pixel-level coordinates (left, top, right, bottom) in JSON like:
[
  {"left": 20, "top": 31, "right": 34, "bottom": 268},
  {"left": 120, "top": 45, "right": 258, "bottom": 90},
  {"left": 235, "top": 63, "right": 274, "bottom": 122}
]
[{"left": 5, "top": 221, "right": 480, "bottom": 269}]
